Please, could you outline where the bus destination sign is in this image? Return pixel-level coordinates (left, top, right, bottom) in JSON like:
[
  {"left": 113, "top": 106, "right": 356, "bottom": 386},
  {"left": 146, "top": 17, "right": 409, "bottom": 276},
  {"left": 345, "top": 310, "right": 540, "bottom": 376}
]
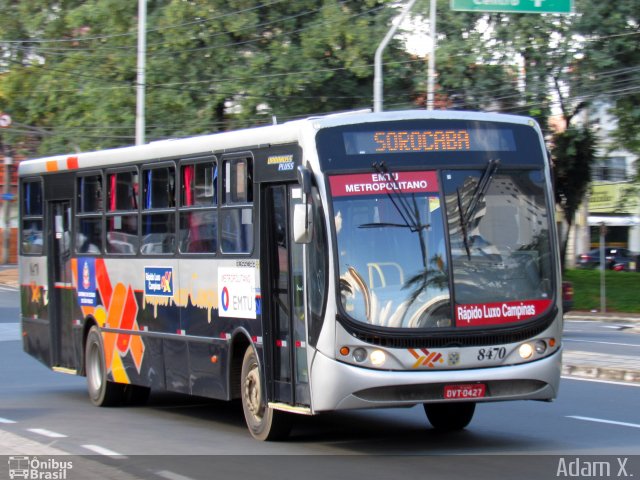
[{"left": 343, "top": 128, "right": 516, "bottom": 155}]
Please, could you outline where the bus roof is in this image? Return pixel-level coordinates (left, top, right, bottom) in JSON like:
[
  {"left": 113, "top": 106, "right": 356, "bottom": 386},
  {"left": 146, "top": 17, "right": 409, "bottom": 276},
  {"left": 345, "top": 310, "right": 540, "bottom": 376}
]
[{"left": 18, "top": 110, "right": 536, "bottom": 177}]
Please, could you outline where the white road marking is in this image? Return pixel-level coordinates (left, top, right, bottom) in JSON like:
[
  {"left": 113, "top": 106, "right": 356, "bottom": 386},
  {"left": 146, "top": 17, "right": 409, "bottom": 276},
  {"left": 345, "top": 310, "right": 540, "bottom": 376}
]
[
  {"left": 568, "top": 416, "right": 640, "bottom": 430},
  {"left": 156, "top": 470, "right": 197, "bottom": 480},
  {"left": 81, "top": 444, "right": 127, "bottom": 459},
  {"left": 0, "top": 417, "right": 16, "bottom": 423},
  {"left": 563, "top": 339, "right": 640, "bottom": 348},
  {"left": 562, "top": 376, "right": 640, "bottom": 387},
  {"left": 28, "top": 428, "right": 67, "bottom": 438}
]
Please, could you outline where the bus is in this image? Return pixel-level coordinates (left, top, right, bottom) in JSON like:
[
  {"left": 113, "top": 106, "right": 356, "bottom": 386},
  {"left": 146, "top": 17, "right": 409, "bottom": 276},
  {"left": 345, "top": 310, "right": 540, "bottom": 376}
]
[{"left": 18, "top": 110, "right": 563, "bottom": 440}]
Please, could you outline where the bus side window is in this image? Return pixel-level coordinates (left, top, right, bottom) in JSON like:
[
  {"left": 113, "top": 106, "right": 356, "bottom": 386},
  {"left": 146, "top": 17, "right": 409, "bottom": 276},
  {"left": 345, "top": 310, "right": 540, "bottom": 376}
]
[
  {"left": 76, "top": 174, "right": 103, "bottom": 254},
  {"left": 21, "top": 180, "right": 44, "bottom": 255},
  {"left": 179, "top": 160, "right": 218, "bottom": 254},
  {"left": 106, "top": 169, "right": 139, "bottom": 254},
  {"left": 141, "top": 165, "right": 176, "bottom": 255},
  {"left": 221, "top": 157, "right": 253, "bottom": 254}
]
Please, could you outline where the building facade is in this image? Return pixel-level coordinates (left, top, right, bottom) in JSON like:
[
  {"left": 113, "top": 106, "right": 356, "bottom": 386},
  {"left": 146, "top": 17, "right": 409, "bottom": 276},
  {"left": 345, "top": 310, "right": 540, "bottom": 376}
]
[{"left": 569, "top": 103, "right": 639, "bottom": 267}]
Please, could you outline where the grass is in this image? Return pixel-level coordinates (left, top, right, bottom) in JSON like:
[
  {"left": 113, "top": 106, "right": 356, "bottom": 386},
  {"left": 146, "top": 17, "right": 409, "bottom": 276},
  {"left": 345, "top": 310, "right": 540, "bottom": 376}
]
[{"left": 564, "top": 269, "right": 640, "bottom": 313}]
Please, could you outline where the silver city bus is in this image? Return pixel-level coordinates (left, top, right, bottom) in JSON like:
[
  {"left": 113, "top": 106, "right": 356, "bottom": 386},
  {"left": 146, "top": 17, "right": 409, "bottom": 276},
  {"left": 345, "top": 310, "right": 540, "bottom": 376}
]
[{"left": 19, "top": 110, "right": 562, "bottom": 440}]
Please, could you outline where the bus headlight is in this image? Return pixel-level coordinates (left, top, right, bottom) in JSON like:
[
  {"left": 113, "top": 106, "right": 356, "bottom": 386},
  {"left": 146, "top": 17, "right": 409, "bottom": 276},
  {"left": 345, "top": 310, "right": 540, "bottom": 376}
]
[
  {"left": 518, "top": 343, "right": 534, "bottom": 360},
  {"left": 535, "top": 340, "right": 547, "bottom": 355},
  {"left": 370, "top": 350, "right": 386, "bottom": 366},
  {"left": 352, "top": 348, "right": 367, "bottom": 363}
]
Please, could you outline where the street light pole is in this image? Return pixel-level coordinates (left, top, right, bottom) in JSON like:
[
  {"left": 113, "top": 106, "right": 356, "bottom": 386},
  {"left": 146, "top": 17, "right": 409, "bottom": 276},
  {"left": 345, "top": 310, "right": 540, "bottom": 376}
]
[
  {"left": 374, "top": 0, "right": 417, "bottom": 112},
  {"left": 599, "top": 222, "right": 606, "bottom": 313},
  {"left": 136, "top": 0, "right": 147, "bottom": 145}
]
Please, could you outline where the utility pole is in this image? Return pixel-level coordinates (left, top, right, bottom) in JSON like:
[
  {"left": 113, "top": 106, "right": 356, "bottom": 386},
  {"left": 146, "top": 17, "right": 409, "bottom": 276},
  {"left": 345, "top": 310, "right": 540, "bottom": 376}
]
[
  {"left": 136, "top": 0, "right": 147, "bottom": 145},
  {"left": 1, "top": 144, "right": 12, "bottom": 265},
  {"left": 0, "top": 113, "right": 13, "bottom": 264},
  {"left": 599, "top": 222, "right": 606, "bottom": 313},
  {"left": 426, "top": 0, "right": 436, "bottom": 110}
]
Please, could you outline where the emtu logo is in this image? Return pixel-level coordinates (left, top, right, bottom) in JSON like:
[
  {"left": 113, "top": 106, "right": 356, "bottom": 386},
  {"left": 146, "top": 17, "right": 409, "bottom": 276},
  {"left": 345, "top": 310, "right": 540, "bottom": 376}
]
[{"left": 221, "top": 286, "right": 230, "bottom": 311}]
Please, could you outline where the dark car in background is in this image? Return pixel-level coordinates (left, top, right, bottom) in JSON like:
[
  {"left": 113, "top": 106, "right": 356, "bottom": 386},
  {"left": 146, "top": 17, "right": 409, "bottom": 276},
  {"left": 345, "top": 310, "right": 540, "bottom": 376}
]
[{"left": 576, "top": 247, "right": 638, "bottom": 270}]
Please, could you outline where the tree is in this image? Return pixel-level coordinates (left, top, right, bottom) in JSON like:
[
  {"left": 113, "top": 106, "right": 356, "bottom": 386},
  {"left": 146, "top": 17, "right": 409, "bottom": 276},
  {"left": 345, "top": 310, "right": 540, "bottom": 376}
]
[
  {"left": 552, "top": 126, "right": 596, "bottom": 269},
  {"left": 0, "top": 0, "right": 414, "bottom": 156},
  {"left": 572, "top": 0, "right": 640, "bottom": 157}
]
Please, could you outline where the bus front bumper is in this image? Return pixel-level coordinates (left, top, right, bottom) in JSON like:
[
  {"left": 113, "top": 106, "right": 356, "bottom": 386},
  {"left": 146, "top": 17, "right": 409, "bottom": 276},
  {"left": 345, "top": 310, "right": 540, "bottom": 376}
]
[{"left": 309, "top": 348, "right": 562, "bottom": 412}]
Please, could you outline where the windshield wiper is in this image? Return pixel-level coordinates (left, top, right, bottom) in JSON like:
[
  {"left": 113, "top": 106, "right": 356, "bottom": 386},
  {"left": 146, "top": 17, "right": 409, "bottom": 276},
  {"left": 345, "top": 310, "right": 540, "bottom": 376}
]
[
  {"left": 458, "top": 159, "right": 499, "bottom": 260},
  {"left": 372, "top": 161, "right": 424, "bottom": 233},
  {"left": 372, "top": 161, "right": 431, "bottom": 268},
  {"left": 456, "top": 188, "right": 471, "bottom": 260},
  {"left": 462, "top": 159, "right": 499, "bottom": 228},
  {"left": 358, "top": 222, "right": 430, "bottom": 230}
]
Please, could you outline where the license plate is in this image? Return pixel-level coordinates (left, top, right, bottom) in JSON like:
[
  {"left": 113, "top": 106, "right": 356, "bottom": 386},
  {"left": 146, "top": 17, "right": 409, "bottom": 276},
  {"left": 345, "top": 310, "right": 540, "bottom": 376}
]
[{"left": 443, "top": 383, "right": 486, "bottom": 399}]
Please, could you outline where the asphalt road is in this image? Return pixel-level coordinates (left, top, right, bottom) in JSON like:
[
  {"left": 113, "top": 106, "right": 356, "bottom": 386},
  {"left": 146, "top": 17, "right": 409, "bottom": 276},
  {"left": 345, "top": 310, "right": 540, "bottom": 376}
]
[
  {"left": 564, "top": 319, "right": 640, "bottom": 356},
  {"left": 1, "top": 287, "right": 639, "bottom": 479}
]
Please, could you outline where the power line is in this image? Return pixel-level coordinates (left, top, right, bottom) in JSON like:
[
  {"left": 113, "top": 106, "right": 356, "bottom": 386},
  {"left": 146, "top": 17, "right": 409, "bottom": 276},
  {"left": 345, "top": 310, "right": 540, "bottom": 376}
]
[{"left": 0, "top": 0, "right": 288, "bottom": 44}]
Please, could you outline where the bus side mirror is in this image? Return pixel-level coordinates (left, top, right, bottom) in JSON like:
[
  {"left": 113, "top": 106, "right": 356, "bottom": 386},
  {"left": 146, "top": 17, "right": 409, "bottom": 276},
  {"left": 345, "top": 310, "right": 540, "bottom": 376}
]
[
  {"left": 297, "top": 165, "right": 312, "bottom": 196},
  {"left": 293, "top": 203, "right": 313, "bottom": 244}
]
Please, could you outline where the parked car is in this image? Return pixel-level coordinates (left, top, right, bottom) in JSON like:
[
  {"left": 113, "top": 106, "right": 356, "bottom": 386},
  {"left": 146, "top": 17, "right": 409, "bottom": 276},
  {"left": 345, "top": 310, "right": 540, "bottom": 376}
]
[
  {"left": 612, "top": 255, "right": 639, "bottom": 272},
  {"left": 576, "top": 247, "right": 637, "bottom": 270}
]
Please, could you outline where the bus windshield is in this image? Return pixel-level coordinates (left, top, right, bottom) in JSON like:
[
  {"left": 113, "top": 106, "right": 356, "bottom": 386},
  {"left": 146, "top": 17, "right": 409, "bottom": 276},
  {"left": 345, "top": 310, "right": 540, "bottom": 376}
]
[
  {"left": 329, "top": 167, "right": 553, "bottom": 330},
  {"left": 330, "top": 171, "right": 450, "bottom": 329}
]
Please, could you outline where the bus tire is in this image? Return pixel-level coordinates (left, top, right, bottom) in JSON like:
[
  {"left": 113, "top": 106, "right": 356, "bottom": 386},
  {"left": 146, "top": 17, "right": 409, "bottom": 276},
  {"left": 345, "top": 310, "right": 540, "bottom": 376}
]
[
  {"left": 85, "top": 326, "right": 125, "bottom": 407},
  {"left": 424, "top": 402, "right": 476, "bottom": 431},
  {"left": 240, "top": 346, "right": 292, "bottom": 441}
]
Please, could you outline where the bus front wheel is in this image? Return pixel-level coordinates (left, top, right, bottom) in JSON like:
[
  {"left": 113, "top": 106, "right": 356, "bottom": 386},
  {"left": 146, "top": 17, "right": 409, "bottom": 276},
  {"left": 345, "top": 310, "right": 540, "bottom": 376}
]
[
  {"left": 85, "top": 326, "right": 125, "bottom": 406},
  {"left": 424, "top": 402, "right": 476, "bottom": 431},
  {"left": 240, "top": 346, "right": 292, "bottom": 441}
]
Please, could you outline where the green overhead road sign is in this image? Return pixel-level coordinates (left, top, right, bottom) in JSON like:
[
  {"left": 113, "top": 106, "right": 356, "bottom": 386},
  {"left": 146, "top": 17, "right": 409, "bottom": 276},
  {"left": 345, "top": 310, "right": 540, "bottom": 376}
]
[{"left": 451, "top": 0, "right": 573, "bottom": 14}]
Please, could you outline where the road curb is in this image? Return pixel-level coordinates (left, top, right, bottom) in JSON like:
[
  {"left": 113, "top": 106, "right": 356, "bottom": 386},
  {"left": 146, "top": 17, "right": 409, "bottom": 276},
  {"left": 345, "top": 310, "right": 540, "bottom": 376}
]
[
  {"left": 563, "top": 350, "right": 640, "bottom": 385},
  {"left": 562, "top": 364, "right": 640, "bottom": 384}
]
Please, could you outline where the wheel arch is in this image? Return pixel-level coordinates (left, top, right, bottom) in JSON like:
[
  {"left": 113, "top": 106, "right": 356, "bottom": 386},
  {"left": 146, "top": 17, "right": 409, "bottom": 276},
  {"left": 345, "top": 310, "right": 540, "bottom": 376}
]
[
  {"left": 80, "top": 315, "right": 99, "bottom": 376},
  {"left": 228, "top": 328, "right": 254, "bottom": 400}
]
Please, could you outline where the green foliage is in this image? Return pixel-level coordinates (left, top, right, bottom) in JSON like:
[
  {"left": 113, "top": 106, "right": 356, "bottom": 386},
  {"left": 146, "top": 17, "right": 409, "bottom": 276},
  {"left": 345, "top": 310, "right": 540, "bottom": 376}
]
[
  {"left": 572, "top": 0, "right": 640, "bottom": 156},
  {"left": 0, "top": 0, "right": 637, "bottom": 165},
  {"left": 0, "top": 0, "right": 413, "bottom": 155},
  {"left": 564, "top": 269, "right": 640, "bottom": 313}
]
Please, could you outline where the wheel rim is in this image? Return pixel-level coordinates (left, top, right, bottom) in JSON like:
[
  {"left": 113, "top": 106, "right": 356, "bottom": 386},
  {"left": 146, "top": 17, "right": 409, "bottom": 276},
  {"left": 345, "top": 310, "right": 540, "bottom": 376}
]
[
  {"left": 244, "top": 361, "right": 264, "bottom": 422},
  {"left": 87, "top": 339, "right": 103, "bottom": 393}
]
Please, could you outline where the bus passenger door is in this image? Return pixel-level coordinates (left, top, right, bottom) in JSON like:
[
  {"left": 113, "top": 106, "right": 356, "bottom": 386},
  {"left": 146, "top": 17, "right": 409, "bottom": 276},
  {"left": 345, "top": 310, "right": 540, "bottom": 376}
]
[
  {"left": 48, "top": 200, "right": 75, "bottom": 369},
  {"left": 262, "top": 184, "right": 310, "bottom": 407}
]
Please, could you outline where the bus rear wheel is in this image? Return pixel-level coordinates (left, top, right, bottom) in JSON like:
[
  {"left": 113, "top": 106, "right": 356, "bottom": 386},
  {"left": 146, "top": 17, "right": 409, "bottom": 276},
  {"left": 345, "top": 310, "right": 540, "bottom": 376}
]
[
  {"left": 85, "top": 325, "right": 125, "bottom": 406},
  {"left": 424, "top": 402, "right": 476, "bottom": 431},
  {"left": 240, "top": 346, "right": 292, "bottom": 441}
]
